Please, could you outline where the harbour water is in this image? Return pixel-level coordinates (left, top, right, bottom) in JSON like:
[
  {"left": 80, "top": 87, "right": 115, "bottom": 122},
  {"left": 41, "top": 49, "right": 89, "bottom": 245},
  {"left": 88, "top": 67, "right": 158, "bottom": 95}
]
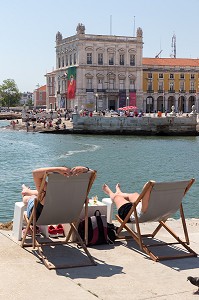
[{"left": 0, "top": 120, "right": 199, "bottom": 223}]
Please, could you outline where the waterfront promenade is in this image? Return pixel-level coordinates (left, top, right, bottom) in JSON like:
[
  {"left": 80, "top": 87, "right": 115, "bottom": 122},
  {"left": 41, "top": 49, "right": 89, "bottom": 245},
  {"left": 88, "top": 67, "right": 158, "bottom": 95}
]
[{"left": 0, "top": 218, "right": 199, "bottom": 299}]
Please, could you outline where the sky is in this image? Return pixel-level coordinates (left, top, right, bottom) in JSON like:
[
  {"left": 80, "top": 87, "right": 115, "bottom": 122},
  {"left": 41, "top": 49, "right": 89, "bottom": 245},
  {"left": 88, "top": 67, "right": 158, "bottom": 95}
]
[{"left": 0, "top": 0, "right": 199, "bottom": 93}]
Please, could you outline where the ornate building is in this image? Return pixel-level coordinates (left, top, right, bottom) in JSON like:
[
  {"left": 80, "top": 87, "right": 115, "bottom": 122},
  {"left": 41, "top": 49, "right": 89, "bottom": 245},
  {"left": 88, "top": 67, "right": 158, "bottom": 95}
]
[
  {"left": 46, "top": 23, "right": 143, "bottom": 111},
  {"left": 143, "top": 58, "right": 199, "bottom": 113}
]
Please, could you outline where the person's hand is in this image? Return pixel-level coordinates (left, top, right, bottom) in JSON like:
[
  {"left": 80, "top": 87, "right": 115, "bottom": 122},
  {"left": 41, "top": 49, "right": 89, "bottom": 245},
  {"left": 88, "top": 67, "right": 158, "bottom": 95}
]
[
  {"left": 21, "top": 185, "right": 30, "bottom": 196},
  {"left": 58, "top": 167, "right": 71, "bottom": 176},
  {"left": 70, "top": 166, "right": 88, "bottom": 176}
]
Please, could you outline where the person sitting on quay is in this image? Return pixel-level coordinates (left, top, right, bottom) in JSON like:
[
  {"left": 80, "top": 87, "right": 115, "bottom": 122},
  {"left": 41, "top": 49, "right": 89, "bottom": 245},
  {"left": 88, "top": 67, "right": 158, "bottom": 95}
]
[
  {"left": 102, "top": 182, "right": 152, "bottom": 222},
  {"left": 21, "top": 166, "right": 93, "bottom": 224}
]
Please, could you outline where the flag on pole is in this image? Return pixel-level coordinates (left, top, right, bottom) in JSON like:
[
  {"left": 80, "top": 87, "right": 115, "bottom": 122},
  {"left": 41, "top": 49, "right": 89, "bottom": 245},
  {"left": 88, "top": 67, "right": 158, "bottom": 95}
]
[{"left": 67, "top": 67, "right": 76, "bottom": 99}]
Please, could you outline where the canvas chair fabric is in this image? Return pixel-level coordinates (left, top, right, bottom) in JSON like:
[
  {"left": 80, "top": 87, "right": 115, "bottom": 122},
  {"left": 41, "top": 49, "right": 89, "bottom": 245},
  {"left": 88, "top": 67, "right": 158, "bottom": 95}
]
[
  {"left": 21, "top": 170, "right": 97, "bottom": 269},
  {"left": 116, "top": 178, "right": 197, "bottom": 262}
]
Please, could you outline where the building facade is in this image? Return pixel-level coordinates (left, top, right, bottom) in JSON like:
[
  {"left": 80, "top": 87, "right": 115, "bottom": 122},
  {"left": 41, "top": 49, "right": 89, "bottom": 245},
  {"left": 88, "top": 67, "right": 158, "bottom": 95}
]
[
  {"left": 33, "top": 85, "right": 47, "bottom": 108},
  {"left": 143, "top": 58, "right": 199, "bottom": 113},
  {"left": 20, "top": 92, "right": 33, "bottom": 105},
  {"left": 46, "top": 23, "right": 143, "bottom": 111}
]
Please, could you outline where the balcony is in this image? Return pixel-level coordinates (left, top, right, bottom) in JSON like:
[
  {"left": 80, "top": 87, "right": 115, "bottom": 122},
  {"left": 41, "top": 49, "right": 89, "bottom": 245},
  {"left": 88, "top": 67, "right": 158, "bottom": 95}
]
[
  {"left": 86, "top": 89, "right": 94, "bottom": 92},
  {"left": 179, "top": 90, "right": 186, "bottom": 93},
  {"left": 158, "top": 89, "right": 164, "bottom": 93},
  {"left": 168, "top": 90, "right": 175, "bottom": 93},
  {"left": 97, "top": 89, "right": 106, "bottom": 93},
  {"left": 189, "top": 89, "right": 196, "bottom": 93},
  {"left": 147, "top": 90, "right": 154, "bottom": 93}
]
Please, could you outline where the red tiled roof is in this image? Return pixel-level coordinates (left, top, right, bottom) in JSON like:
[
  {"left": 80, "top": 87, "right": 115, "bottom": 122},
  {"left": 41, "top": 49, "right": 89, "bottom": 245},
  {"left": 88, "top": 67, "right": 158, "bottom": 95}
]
[
  {"left": 143, "top": 57, "right": 199, "bottom": 67},
  {"left": 38, "top": 85, "right": 46, "bottom": 91}
]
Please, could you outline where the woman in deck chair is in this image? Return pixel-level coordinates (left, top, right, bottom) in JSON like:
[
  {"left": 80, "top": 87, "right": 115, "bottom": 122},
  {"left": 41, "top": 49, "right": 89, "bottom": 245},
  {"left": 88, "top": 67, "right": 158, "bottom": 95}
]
[
  {"left": 22, "top": 166, "right": 92, "bottom": 221},
  {"left": 102, "top": 182, "right": 152, "bottom": 222}
]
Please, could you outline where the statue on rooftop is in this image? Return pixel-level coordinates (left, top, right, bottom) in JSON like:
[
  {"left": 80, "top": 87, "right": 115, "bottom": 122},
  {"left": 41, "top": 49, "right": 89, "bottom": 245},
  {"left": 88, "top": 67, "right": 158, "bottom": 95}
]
[{"left": 76, "top": 23, "right": 85, "bottom": 34}]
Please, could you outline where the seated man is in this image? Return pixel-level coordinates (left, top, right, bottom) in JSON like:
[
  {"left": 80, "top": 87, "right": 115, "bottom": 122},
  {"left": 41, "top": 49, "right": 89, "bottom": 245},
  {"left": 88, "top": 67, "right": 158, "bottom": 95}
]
[
  {"left": 102, "top": 182, "right": 152, "bottom": 222},
  {"left": 22, "top": 166, "right": 92, "bottom": 221}
]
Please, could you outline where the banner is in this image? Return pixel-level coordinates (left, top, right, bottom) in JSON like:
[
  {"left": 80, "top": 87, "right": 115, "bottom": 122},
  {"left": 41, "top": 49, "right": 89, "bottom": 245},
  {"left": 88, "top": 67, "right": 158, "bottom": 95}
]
[
  {"left": 119, "top": 91, "right": 126, "bottom": 108},
  {"left": 67, "top": 67, "right": 76, "bottom": 99},
  {"left": 129, "top": 91, "right": 136, "bottom": 106}
]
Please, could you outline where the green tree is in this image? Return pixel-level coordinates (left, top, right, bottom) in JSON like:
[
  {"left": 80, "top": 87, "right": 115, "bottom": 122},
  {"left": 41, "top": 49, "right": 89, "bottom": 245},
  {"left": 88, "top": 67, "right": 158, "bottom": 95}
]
[{"left": 0, "top": 79, "right": 21, "bottom": 107}]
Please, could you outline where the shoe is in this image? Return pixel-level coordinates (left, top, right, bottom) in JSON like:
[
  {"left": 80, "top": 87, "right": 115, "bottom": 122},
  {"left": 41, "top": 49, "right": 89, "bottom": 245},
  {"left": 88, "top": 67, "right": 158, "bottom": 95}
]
[
  {"left": 22, "top": 226, "right": 41, "bottom": 238},
  {"left": 48, "top": 225, "right": 58, "bottom": 238},
  {"left": 56, "top": 224, "right": 64, "bottom": 237}
]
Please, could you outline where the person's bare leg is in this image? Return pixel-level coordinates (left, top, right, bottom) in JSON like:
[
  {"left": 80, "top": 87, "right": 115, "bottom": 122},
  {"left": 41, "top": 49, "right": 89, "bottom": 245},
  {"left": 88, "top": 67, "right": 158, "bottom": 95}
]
[
  {"left": 102, "top": 183, "right": 129, "bottom": 209},
  {"left": 22, "top": 195, "right": 32, "bottom": 206}
]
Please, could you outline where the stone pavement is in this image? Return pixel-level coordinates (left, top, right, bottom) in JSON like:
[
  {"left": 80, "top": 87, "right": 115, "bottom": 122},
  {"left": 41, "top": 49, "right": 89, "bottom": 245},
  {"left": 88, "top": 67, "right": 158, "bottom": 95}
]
[{"left": 0, "top": 219, "right": 199, "bottom": 300}]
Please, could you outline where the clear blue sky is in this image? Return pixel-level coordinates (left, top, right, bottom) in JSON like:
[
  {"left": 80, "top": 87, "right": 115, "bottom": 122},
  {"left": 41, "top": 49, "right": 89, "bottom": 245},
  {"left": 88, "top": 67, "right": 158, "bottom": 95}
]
[{"left": 0, "top": 0, "right": 199, "bottom": 92}]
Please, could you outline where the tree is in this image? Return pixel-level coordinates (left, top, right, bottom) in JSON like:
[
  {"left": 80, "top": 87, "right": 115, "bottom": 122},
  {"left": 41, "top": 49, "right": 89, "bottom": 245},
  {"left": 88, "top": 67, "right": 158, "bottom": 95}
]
[{"left": 0, "top": 79, "right": 21, "bottom": 107}]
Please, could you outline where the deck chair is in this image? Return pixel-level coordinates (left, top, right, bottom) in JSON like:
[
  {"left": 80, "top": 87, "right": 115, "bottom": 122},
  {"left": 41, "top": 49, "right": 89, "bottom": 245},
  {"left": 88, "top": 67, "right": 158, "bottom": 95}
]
[
  {"left": 116, "top": 178, "right": 197, "bottom": 262},
  {"left": 21, "top": 170, "right": 97, "bottom": 269}
]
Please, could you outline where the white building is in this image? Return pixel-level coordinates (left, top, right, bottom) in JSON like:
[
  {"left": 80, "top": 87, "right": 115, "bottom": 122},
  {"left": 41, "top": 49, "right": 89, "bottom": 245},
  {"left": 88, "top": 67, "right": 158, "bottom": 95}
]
[
  {"left": 46, "top": 23, "right": 144, "bottom": 111},
  {"left": 20, "top": 92, "right": 33, "bottom": 105}
]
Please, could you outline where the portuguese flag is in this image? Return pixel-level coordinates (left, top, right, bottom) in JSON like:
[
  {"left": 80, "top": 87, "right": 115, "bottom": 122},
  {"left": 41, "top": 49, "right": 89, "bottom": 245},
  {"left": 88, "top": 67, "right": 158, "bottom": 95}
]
[{"left": 67, "top": 67, "right": 76, "bottom": 99}]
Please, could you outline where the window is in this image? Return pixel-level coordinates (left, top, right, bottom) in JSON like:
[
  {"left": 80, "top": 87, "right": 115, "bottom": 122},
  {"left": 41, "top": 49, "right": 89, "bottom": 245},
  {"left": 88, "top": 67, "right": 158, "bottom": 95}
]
[
  {"left": 130, "top": 79, "right": 135, "bottom": 90},
  {"left": 159, "top": 73, "right": 163, "bottom": 79},
  {"left": 130, "top": 54, "right": 135, "bottom": 66},
  {"left": 87, "top": 78, "right": 92, "bottom": 89},
  {"left": 109, "top": 53, "right": 114, "bottom": 65},
  {"left": 98, "top": 53, "right": 103, "bottom": 65},
  {"left": 120, "top": 54, "right": 124, "bottom": 65},
  {"left": 74, "top": 53, "right": 76, "bottom": 65},
  {"left": 70, "top": 54, "right": 72, "bottom": 65},
  {"left": 180, "top": 73, "right": 184, "bottom": 79},
  {"left": 87, "top": 53, "right": 92, "bottom": 64},
  {"left": 169, "top": 82, "right": 174, "bottom": 91},
  {"left": 119, "top": 79, "right": 124, "bottom": 90},
  {"left": 58, "top": 57, "right": 61, "bottom": 68},
  {"left": 147, "top": 81, "right": 153, "bottom": 91},
  {"left": 66, "top": 55, "right": 68, "bottom": 66},
  {"left": 170, "top": 73, "right": 174, "bottom": 79},
  {"left": 62, "top": 57, "right": 64, "bottom": 67},
  {"left": 97, "top": 79, "right": 103, "bottom": 90},
  {"left": 158, "top": 81, "right": 164, "bottom": 91},
  {"left": 109, "top": 79, "right": 114, "bottom": 89},
  {"left": 148, "top": 73, "right": 153, "bottom": 79},
  {"left": 190, "top": 81, "right": 195, "bottom": 90},
  {"left": 191, "top": 73, "right": 195, "bottom": 79},
  {"left": 179, "top": 82, "right": 185, "bottom": 91}
]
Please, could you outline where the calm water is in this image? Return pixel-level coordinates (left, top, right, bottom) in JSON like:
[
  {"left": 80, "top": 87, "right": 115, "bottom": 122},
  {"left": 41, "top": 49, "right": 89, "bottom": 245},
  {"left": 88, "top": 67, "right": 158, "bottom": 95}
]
[{"left": 0, "top": 120, "right": 199, "bottom": 222}]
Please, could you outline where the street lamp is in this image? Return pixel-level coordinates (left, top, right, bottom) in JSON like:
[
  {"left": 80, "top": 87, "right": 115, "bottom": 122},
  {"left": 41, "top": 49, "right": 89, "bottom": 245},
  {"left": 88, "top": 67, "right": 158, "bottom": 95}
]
[
  {"left": 95, "top": 93, "right": 98, "bottom": 112},
  {"left": 126, "top": 96, "right": 129, "bottom": 107}
]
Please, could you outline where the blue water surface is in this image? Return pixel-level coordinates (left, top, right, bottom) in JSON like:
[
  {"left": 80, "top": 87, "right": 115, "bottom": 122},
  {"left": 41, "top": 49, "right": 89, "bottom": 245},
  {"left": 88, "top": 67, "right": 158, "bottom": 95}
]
[{"left": 0, "top": 120, "right": 199, "bottom": 222}]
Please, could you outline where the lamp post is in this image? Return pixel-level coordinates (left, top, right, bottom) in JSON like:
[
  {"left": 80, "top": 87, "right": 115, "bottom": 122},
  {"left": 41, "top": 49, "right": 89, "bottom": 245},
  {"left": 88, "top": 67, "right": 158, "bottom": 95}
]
[
  {"left": 95, "top": 93, "right": 98, "bottom": 112},
  {"left": 126, "top": 96, "right": 129, "bottom": 107}
]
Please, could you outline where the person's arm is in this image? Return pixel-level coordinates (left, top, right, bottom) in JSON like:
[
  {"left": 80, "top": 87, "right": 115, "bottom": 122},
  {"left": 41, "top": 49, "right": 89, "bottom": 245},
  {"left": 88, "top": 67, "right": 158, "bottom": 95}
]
[
  {"left": 32, "top": 166, "right": 71, "bottom": 191},
  {"left": 70, "top": 166, "right": 93, "bottom": 175}
]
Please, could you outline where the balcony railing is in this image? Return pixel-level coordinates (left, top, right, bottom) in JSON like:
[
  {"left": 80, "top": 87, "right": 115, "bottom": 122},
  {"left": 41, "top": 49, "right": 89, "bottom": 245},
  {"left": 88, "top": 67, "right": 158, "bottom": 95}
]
[
  {"left": 158, "top": 89, "right": 164, "bottom": 93},
  {"left": 97, "top": 89, "right": 106, "bottom": 92},
  {"left": 179, "top": 90, "right": 186, "bottom": 93},
  {"left": 147, "top": 90, "right": 154, "bottom": 93},
  {"left": 189, "top": 89, "right": 196, "bottom": 93},
  {"left": 168, "top": 90, "right": 175, "bottom": 93},
  {"left": 86, "top": 89, "right": 94, "bottom": 92}
]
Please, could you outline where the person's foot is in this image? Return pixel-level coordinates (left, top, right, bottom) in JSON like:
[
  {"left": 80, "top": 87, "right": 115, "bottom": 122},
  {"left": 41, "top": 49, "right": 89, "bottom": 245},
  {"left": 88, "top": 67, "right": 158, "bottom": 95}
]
[
  {"left": 102, "top": 183, "right": 112, "bottom": 196},
  {"left": 116, "top": 183, "right": 121, "bottom": 193}
]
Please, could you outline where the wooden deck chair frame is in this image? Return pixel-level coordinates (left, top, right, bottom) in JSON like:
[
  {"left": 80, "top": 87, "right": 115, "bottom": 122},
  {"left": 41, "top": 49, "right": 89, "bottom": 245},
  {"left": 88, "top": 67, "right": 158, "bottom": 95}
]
[
  {"left": 116, "top": 178, "right": 197, "bottom": 262},
  {"left": 21, "top": 170, "right": 97, "bottom": 269}
]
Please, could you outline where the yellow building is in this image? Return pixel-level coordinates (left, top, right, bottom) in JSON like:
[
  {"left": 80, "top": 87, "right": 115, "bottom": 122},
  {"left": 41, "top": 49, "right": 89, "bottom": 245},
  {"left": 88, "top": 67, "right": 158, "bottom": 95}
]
[{"left": 142, "top": 58, "right": 199, "bottom": 113}]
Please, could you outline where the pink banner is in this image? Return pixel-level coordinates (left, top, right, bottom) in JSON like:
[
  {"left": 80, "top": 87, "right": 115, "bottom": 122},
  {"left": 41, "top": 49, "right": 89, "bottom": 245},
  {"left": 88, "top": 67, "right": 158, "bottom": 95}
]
[{"left": 129, "top": 91, "right": 136, "bottom": 106}]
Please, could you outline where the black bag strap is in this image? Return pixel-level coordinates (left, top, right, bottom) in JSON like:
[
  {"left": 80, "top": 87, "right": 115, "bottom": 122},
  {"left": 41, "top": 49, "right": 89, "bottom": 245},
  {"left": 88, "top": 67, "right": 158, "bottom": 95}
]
[{"left": 94, "top": 209, "right": 101, "bottom": 216}]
